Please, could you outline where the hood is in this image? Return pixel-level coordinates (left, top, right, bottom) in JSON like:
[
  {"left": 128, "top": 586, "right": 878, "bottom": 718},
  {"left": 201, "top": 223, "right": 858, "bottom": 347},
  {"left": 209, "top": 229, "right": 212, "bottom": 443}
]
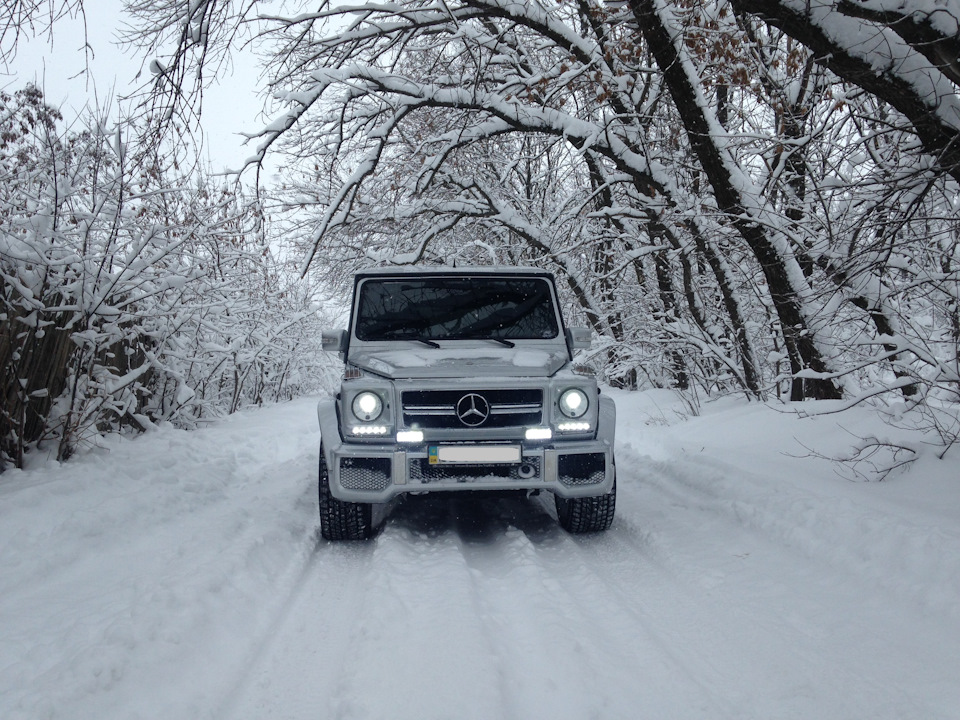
[{"left": 349, "top": 346, "right": 569, "bottom": 379}]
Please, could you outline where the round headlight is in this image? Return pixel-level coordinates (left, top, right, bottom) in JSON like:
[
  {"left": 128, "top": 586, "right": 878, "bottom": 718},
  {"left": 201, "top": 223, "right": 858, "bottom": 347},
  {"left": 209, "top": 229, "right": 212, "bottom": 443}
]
[
  {"left": 352, "top": 391, "right": 383, "bottom": 421},
  {"left": 559, "top": 388, "right": 589, "bottom": 418}
]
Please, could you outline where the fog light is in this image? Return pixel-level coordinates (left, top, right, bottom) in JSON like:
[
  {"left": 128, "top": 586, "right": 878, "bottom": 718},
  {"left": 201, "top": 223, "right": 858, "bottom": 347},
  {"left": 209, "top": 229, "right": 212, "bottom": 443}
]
[
  {"left": 396, "top": 430, "right": 424, "bottom": 443},
  {"left": 525, "top": 427, "right": 552, "bottom": 441}
]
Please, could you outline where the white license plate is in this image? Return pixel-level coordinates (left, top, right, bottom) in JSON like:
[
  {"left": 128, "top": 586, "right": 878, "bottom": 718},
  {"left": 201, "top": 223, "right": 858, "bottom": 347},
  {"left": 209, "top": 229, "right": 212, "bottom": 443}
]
[{"left": 429, "top": 445, "right": 521, "bottom": 465}]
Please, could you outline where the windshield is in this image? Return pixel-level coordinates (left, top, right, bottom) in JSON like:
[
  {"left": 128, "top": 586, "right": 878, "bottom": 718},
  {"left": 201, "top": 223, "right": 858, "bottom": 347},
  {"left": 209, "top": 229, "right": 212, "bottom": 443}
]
[{"left": 355, "top": 277, "right": 560, "bottom": 342}]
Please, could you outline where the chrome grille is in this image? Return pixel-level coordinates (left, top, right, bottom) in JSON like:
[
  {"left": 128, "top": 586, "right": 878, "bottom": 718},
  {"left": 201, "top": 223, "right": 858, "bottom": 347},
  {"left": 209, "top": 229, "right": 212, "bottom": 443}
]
[{"left": 402, "top": 389, "right": 542, "bottom": 429}]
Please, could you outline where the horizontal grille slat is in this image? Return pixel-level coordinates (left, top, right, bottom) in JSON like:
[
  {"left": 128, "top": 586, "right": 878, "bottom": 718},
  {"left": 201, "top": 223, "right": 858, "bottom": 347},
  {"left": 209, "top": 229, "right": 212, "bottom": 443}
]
[
  {"left": 490, "top": 403, "right": 541, "bottom": 414},
  {"left": 403, "top": 405, "right": 456, "bottom": 415}
]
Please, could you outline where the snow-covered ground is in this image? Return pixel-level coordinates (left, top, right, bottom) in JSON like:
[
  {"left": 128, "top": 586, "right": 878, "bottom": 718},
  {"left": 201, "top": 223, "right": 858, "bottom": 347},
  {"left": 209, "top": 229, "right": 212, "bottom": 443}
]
[{"left": 2, "top": 390, "right": 958, "bottom": 720}]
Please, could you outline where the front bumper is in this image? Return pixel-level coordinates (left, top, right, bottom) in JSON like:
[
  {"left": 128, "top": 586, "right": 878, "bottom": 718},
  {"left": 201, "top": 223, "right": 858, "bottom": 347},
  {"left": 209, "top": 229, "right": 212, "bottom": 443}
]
[{"left": 318, "top": 398, "right": 616, "bottom": 504}]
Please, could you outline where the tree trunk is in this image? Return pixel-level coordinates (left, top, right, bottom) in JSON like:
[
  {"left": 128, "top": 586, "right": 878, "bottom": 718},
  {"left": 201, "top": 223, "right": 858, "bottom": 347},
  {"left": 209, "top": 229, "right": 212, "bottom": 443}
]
[{"left": 628, "top": 0, "right": 841, "bottom": 400}]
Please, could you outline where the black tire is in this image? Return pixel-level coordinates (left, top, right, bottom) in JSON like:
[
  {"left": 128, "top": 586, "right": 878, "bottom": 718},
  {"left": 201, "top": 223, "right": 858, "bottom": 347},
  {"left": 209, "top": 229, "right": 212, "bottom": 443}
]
[
  {"left": 319, "top": 447, "right": 373, "bottom": 541},
  {"left": 555, "top": 476, "right": 616, "bottom": 533}
]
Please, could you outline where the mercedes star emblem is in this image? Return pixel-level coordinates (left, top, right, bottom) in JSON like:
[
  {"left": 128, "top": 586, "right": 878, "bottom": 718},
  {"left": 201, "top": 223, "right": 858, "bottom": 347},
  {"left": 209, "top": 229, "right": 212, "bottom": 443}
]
[{"left": 456, "top": 393, "right": 490, "bottom": 426}]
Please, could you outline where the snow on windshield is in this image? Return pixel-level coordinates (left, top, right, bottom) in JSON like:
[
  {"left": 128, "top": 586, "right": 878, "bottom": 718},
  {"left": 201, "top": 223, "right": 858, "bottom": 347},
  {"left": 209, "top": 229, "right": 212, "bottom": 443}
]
[{"left": 354, "top": 277, "right": 560, "bottom": 341}]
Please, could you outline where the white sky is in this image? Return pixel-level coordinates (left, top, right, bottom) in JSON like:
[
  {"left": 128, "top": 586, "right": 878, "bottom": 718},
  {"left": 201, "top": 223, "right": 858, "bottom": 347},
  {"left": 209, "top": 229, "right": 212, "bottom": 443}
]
[{"left": 1, "top": 2, "right": 268, "bottom": 176}]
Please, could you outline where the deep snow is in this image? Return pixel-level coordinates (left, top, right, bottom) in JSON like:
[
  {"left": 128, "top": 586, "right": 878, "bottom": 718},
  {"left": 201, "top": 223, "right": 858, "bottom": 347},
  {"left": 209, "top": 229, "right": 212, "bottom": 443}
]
[{"left": 1, "top": 390, "right": 958, "bottom": 719}]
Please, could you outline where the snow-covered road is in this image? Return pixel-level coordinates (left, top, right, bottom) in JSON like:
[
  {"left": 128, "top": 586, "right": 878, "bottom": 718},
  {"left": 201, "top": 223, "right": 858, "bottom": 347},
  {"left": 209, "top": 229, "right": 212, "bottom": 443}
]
[{"left": 2, "top": 391, "right": 958, "bottom": 719}]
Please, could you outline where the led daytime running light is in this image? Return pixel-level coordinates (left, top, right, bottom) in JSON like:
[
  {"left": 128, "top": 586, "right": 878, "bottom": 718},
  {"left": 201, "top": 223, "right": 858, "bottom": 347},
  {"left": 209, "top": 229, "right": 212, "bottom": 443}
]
[
  {"left": 558, "top": 421, "right": 591, "bottom": 432},
  {"left": 351, "top": 425, "right": 388, "bottom": 436}
]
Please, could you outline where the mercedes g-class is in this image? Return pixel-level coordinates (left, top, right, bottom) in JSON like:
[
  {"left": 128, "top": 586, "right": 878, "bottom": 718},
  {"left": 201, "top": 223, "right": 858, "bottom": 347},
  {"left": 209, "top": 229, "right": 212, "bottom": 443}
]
[{"left": 317, "top": 267, "right": 616, "bottom": 540}]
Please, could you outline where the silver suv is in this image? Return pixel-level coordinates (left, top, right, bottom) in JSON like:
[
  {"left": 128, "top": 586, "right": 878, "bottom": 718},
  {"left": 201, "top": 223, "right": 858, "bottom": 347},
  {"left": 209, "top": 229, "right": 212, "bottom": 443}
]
[{"left": 317, "top": 267, "right": 616, "bottom": 540}]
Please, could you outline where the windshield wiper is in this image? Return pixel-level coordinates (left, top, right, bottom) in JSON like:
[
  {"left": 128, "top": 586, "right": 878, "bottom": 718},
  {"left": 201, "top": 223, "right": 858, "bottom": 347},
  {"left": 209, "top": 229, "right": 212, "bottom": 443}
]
[
  {"left": 412, "top": 337, "right": 441, "bottom": 348},
  {"left": 449, "top": 335, "right": 515, "bottom": 348}
]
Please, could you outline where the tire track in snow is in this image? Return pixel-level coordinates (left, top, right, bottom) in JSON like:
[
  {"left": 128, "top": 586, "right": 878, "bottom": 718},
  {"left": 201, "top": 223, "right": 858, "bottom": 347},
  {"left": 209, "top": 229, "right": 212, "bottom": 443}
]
[
  {"left": 332, "top": 518, "right": 507, "bottom": 720},
  {"left": 443, "top": 496, "right": 610, "bottom": 720},
  {"left": 217, "top": 533, "right": 379, "bottom": 720},
  {"left": 511, "top": 498, "right": 752, "bottom": 720},
  {"left": 387, "top": 493, "right": 743, "bottom": 720},
  {"left": 459, "top": 521, "right": 686, "bottom": 719},
  {"left": 225, "top": 497, "right": 512, "bottom": 720}
]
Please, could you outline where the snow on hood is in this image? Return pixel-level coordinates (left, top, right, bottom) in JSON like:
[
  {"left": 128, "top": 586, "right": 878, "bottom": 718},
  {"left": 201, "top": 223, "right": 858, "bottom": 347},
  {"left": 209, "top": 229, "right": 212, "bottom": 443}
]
[{"left": 349, "top": 346, "right": 569, "bottom": 378}]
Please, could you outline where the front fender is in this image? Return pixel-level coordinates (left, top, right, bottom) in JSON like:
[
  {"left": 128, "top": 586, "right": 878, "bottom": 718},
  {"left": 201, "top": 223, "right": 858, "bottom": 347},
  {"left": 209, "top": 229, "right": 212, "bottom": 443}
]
[
  {"left": 317, "top": 398, "right": 343, "bottom": 461},
  {"left": 596, "top": 392, "right": 616, "bottom": 446}
]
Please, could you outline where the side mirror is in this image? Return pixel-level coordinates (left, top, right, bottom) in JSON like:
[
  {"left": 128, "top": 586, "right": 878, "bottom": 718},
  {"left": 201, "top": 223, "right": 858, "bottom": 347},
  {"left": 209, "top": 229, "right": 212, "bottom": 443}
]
[
  {"left": 565, "top": 326, "right": 592, "bottom": 352},
  {"left": 321, "top": 329, "right": 347, "bottom": 353}
]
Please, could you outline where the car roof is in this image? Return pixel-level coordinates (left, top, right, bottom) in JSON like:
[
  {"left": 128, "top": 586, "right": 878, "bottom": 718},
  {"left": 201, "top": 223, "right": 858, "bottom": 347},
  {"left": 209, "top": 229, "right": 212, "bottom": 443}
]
[{"left": 354, "top": 265, "right": 554, "bottom": 280}]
